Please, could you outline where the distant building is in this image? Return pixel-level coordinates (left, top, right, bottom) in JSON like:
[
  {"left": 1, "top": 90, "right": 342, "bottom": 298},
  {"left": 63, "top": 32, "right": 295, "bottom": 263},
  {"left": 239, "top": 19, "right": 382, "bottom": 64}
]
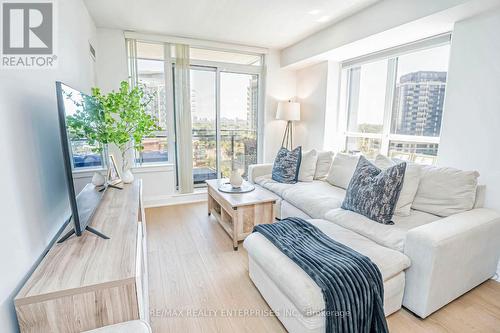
[
  {"left": 191, "top": 88, "right": 198, "bottom": 118},
  {"left": 246, "top": 77, "right": 258, "bottom": 131},
  {"left": 391, "top": 71, "right": 447, "bottom": 137},
  {"left": 139, "top": 75, "right": 167, "bottom": 130}
]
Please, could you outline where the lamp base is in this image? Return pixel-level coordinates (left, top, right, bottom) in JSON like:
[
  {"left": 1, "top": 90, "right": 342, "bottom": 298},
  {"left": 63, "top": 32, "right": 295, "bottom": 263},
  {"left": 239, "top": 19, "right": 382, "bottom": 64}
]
[{"left": 281, "top": 120, "right": 294, "bottom": 150}]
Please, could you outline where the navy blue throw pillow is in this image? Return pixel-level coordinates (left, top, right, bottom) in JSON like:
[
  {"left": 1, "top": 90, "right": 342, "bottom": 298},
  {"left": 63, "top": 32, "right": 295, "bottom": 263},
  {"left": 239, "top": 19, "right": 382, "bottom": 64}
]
[
  {"left": 341, "top": 156, "right": 406, "bottom": 224},
  {"left": 272, "top": 146, "right": 302, "bottom": 184}
]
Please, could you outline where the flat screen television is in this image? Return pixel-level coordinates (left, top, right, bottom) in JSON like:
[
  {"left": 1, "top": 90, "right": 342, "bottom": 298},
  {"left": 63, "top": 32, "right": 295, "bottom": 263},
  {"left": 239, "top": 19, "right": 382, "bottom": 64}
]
[{"left": 55, "top": 81, "right": 110, "bottom": 243}]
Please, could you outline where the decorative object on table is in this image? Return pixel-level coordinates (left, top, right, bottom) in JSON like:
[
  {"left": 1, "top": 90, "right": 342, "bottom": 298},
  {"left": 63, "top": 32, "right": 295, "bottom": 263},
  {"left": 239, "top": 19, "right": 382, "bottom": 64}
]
[
  {"left": 276, "top": 100, "right": 300, "bottom": 150},
  {"left": 218, "top": 181, "right": 255, "bottom": 193},
  {"left": 341, "top": 156, "right": 406, "bottom": 224},
  {"left": 272, "top": 146, "right": 302, "bottom": 184},
  {"left": 107, "top": 155, "right": 122, "bottom": 186},
  {"left": 91, "top": 172, "right": 106, "bottom": 187},
  {"left": 120, "top": 143, "right": 134, "bottom": 184},
  {"left": 229, "top": 170, "right": 244, "bottom": 188},
  {"left": 66, "top": 81, "right": 161, "bottom": 185},
  {"left": 121, "top": 169, "right": 135, "bottom": 184}
]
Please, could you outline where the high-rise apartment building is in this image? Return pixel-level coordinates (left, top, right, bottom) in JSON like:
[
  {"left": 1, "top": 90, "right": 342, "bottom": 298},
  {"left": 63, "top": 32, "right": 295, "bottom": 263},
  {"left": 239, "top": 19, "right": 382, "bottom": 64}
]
[{"left": 391, "top": 71, "right": 447, "bottom": 137}]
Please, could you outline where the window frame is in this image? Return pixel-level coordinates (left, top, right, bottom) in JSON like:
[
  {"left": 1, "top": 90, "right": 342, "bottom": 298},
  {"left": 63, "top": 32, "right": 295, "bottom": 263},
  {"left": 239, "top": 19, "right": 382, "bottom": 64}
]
[
  {"left": 125, "top": 38, "right": 175, "bottom": 168},
  {"left": 127, "top": 38, "right": 265, "bottom": 180},
  {"left": 339, "top": 34, "right": 451, "bottom": 164}
]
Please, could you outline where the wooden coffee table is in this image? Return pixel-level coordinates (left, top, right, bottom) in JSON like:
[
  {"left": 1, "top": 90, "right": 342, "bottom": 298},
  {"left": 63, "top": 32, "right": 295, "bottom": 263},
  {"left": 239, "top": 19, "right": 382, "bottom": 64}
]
[{"left": 206, "top": 179, "right": 278, "bottom": 250}]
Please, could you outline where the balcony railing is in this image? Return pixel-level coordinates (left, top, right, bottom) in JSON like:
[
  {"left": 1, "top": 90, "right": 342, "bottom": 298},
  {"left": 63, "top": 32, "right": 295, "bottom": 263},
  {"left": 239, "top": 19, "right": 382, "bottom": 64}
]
[{"left": 192, "top": 128, "right": 257, "bottom": 184}]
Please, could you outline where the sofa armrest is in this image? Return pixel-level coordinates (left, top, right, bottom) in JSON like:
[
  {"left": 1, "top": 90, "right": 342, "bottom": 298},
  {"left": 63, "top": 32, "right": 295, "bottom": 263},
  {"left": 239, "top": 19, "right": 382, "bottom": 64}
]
[
  {"left": 403, "top": 208, "right": 500, "bottom": 318},
  {"left": 247, "top": 163, "right": 273, "bottom": 183}
]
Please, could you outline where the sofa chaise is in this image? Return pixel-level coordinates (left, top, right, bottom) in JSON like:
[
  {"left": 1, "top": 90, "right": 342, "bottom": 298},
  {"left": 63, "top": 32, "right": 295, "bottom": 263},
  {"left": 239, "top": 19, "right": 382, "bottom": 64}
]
[{"left": 243, "top": 152, "right": 500, "bottom": 333}]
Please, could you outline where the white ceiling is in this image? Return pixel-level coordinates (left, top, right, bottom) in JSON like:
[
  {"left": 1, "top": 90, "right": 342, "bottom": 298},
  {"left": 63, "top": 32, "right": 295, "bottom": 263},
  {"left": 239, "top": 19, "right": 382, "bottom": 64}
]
[{"left": 84, "top": 0, "right": 380, "bottom": 49}]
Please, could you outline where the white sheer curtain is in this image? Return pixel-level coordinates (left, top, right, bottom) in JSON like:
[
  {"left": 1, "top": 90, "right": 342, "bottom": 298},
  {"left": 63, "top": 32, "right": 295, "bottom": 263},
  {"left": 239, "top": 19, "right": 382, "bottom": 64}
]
[{"left": 174, "top": 44, "right": 194, "bottom": 193}]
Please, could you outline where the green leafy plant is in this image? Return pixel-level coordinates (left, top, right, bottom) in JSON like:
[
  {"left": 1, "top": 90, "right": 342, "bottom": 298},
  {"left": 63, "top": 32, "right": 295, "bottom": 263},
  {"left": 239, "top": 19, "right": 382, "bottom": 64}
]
[{"left": 66, "top": 81, "right": 161, "bottom": 170}]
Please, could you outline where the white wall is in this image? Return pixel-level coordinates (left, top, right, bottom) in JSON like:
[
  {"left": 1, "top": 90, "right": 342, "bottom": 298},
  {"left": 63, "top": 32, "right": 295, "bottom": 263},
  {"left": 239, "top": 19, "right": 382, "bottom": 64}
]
[
  {"left": 438, "top": 8, "right": 500, "bottom": 212},
  {"left": 292, "top": 61, "right": 343, "bottom": 153},
  {"left": 263, "top": 50, "right": 298, "bottom": 162},
  {"left": 95, "top": 29, "right": 129, "bottom": 93},
  {"left": 0, "top": 1, "right": 97, "bottom": 332},
  {"left": 295, "top": 62, "right": 328, "bottom": 150}
]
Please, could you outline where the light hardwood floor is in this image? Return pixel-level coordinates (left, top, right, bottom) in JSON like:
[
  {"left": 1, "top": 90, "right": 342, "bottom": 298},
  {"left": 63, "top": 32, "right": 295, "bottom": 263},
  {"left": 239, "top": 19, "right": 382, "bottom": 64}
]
[{"left": 146, "top": 202, "right": 500, "bottom": 333}]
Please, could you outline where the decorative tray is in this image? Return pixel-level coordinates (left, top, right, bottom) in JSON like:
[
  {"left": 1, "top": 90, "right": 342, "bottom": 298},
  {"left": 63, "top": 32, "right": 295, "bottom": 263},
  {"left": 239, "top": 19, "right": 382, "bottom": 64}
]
[{"left": 218, "top": 182, "right": 255, "bottom": 193}]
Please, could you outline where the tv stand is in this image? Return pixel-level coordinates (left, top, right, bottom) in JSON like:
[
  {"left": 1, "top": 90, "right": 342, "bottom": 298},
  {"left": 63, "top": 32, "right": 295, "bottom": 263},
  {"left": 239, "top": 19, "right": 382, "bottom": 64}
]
[
  {"left": 15, "top": 181, "right": 149, "bottom": 332},
  {"left": 57, "top": 225, "right": 110, "bottom": 243}
]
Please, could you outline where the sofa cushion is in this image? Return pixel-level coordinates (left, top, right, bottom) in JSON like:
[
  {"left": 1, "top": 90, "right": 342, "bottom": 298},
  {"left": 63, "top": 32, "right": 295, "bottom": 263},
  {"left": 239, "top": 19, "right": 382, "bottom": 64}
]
[
  {"left": 314, "top": 151, "right": 334, "bottom": 180},
  {"left": 244, "top": 219, "right": 411, "bottom": 317},
  {"left": 324, "top": 208, "right": 441, "bottom": 252},
  {"left": 374, "top": 155, "right": 421, "bottom": 217},
  {"left": 255, "top": 175, "right": 316, "bottom": 197},
  {"left": 282, "top": 181, "right": 346, "bottom": 219},
  {"left": 272, "top": 146, "right": 302, "bottom": 184},
  {"left": 325, "top": 153, "right": 359, "bottom": 189},
  {"left": 298, "top": 149, "right": 318, "bottom": 182},
  {"left": 342, "top": 156, "right": 406, "bottom": 224},
  {"left": 412, "top": 166, "right": 479, "bottom": 217}
]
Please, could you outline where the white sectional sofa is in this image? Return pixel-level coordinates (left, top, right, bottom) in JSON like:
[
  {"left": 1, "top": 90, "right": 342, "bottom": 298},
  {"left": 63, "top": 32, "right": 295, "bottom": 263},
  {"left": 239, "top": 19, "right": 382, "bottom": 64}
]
[{"left": 244, "top": 153, "right": 500, "bottom": 333}]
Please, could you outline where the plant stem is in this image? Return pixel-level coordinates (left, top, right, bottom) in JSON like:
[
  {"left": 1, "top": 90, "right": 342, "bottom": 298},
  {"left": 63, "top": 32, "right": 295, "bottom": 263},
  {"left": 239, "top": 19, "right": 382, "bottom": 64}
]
[{"left": 120, "top": 143, "right": 134, "bottom": 172}]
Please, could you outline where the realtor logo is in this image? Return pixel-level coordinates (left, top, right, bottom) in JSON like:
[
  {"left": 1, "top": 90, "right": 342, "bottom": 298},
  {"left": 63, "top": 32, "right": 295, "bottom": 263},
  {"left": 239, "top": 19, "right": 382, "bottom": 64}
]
[{"left": 1, "top": 1, "right": 56, "bottom": 68}]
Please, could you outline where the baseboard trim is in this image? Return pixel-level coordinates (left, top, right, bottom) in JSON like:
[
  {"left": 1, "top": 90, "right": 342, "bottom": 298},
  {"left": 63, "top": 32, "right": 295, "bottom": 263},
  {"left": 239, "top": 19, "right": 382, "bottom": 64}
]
[
  {"left": 144, "top": 191, "right": 207, "bottom": 208},
  {"left": 494, "top": 260, "right": 500, "bottom": 282}
]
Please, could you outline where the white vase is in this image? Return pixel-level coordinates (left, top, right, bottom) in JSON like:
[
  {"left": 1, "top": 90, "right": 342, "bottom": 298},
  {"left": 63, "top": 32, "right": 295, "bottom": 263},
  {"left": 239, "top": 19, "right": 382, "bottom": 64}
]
[
  {"left": 122, "top": 169, "right": 134, "bottom": 184},
  {"left": 91, "top": 172, "right": 105, "bottom": 186},
  {"left": 229, "top": 170, "right": 243, "bottom": 188}
]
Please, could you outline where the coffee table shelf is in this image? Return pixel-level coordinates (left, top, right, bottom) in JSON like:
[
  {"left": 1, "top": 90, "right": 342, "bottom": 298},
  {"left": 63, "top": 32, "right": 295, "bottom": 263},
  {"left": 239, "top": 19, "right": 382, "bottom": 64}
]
[{"left": 206, "top": 179, "right": 278, "bottom": 250}]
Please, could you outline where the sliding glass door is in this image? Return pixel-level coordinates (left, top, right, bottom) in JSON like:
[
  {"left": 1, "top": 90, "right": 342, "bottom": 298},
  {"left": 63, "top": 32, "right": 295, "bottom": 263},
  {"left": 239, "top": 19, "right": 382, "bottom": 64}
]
[
  {"left": 187, "top": 68, "right": 259, "bottom": 184},
  {"left": 220, "top": 72, "right": 258, "bottom": 178}
]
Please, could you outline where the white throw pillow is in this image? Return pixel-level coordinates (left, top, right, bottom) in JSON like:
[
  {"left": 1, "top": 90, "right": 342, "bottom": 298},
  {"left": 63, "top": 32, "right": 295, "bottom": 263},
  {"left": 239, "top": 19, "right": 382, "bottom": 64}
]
[
  {"left": 412, "top": 166, "right": 479, "bottom": 217},
  {"left": 298, "top": 149, "right": 318, "bottom": 182},
  {"left": 326, "top": 153, "right": 360, "bottom": 189},
  {"left": 314, "top": 151, "right": 334, "bottom": 180},
  {"left": 374, "top": 155, "right": 421, "bottom": 217}
]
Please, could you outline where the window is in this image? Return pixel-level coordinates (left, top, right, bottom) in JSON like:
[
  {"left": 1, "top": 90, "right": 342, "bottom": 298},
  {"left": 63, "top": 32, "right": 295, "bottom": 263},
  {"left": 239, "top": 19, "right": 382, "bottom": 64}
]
[
  {"left": 127, "top": 38, "right": 263, "bottom": 186},
  {"left": 341, "top": 40, "right": 450, "bottom": 164},
  {"left": 133, "top": 42, "right": 169, "bottom": 164},
  {"left": 187, "top": 61, "right": 261, "bottom": 185},
  {"left": 191, "top": 67, "right": 217, "bottom": 184}
]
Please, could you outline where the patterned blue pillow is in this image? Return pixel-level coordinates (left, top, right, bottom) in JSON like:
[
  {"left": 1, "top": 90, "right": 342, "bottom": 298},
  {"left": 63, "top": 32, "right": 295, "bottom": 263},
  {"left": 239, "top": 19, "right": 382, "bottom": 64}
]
[
  {"left": 272, "top": 146, "right": 302, "bottom": 184},
  {"left": 341, "top": 156, "right": 406, "bottom": 224}
]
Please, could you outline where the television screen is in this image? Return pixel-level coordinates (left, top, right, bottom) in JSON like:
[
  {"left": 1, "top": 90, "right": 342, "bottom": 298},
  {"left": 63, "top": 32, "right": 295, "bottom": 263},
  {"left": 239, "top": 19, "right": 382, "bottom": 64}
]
[{"left": 55, "top": 82, "right": 107, "bottom": 242}]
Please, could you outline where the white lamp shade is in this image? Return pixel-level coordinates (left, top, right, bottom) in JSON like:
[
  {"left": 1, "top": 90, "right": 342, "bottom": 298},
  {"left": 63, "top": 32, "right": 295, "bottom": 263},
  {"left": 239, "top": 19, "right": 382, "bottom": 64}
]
[{"left": 276, "top": 101, "right": 300, "bottom": 121}]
